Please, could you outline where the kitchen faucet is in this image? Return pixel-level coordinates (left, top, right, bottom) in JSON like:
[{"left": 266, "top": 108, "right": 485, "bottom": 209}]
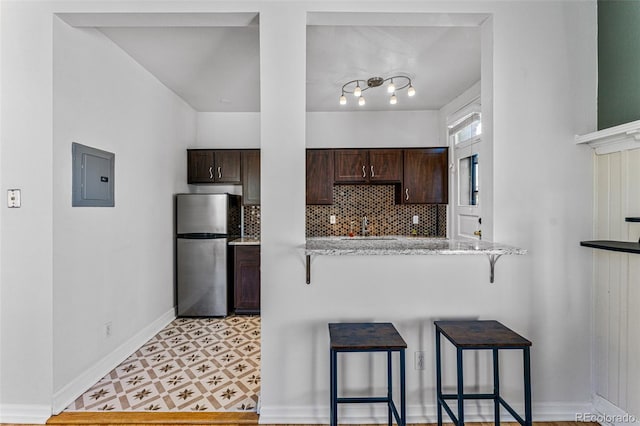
[{"left": 361, "top": 216, "right": 369, "bottom": 236}]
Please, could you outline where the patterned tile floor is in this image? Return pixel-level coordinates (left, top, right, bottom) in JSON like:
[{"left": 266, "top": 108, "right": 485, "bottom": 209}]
[{"left": 65, "top": 315, "right": 260, "bottom": 412}]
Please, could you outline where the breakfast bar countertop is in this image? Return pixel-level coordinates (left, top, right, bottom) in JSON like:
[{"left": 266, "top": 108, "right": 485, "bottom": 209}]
[
  {"left": 304, "top": 236, "right": 526, "bottom": 284},
  {"left": 305, "top": 236, "right": 527, "bottom": 256}
]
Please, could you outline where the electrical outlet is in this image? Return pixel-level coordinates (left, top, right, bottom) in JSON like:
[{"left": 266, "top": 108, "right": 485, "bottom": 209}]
[
  {"left": 105, "top": 322, "right": 112, "bottom": 338},
  {"left": 412, "top": 215, "right": 419, "bottom": 225},
  {"left": 414, "top": 351, "right": 425, "bottom": 370},
  {"left": 330, "top": 215, "right": 336, "bottom": 224}
]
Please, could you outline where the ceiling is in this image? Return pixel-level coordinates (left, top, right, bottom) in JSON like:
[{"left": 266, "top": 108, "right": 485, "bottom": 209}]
[
  {"left": 99, "top": 26, "right": 261, "bottom": 112},
  {"left": 98, "top": 23, "right": 480, "bottom": 113},
  {"left": 306, "top": 26, "right": 480, "bottom": 112}
]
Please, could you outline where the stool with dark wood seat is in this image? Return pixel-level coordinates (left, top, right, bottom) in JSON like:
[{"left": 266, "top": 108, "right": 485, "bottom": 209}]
[
  {"left": 329, "top": 322, "right": 407, "bottom": 426},
  {"left": 434, "top": 320, "right": 532, "bottom": 426}
]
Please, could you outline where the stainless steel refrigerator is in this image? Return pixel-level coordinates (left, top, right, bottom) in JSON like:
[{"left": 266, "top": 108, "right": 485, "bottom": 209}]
[{"left": 176, "top": 193, "right": 241, "bottom": 317}]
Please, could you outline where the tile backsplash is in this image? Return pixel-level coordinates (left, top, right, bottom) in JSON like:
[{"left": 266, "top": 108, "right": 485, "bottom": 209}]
[
  {"left": 306, "top": 185, "right": 446, "bottom": 237},
  {"left": 243, "top": 205, "right": 261, "bottom": 238}
]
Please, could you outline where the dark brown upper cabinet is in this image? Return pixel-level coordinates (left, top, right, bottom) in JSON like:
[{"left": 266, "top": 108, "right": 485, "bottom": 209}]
[
  {"left": 306, "top": 149, "right": 334, "bottom": 205},
  {"left": 334, "top": 149, "right": 368, "bottom": 183},
  {"left": 187, "top": 150, "right": 215, "bottom": 183},
  {"left": 334, "top": 149, "right": 402, "bottom": 183},
  {"left": 241, "top": 150, "right": 260, "bottom": 206},
  {"left": 187, "top": 149, "right": 241, "bottom": 184},
  {"left": 368, "top": 149, "right": 403, "bottom": 182},
  {"left": 402, "top": 148, "right": 448, "bottom": 204}
]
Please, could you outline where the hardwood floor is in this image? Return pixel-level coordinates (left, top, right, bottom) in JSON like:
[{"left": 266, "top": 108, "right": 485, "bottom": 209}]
[{"left": 46, "top": 411, "right": 258, "bottom": 425}]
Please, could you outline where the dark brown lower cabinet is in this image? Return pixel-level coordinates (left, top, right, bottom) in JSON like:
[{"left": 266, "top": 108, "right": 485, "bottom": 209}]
[{"left": 233, "top": 245, "right": 260, "bottom": 314}]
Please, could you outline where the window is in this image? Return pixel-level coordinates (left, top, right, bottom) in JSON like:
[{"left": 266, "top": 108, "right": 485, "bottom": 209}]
[
  {"left": 459, "top": 153, "right": 479, "bottom": 206},
  {"left": 448, "top": 112, "right": 482, "bottom": 146}
]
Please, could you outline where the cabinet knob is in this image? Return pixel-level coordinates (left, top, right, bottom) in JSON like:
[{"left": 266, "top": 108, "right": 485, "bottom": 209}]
[
  {"left": 362, "top": 165, "right": 366, "bottom": 178},
  {"left": 209, "top": 166, "right": 213, "bottom": 179}
]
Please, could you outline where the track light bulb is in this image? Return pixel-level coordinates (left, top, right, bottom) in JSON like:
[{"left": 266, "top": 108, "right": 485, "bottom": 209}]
[
  {"left": 353, "top": 85, "right": 362, "bottom": 97},
  {"left": 390, "top": 93, "right": 398, "bottom": 105},
  {"left": 339, "top": 94, "right": 347, "bottom": 105},
  {"left": 387, "top": 79, "right": 395, "bottom": 93},
  {"left": 358, "top": 96, "right": 365, "bottom": 106},
  {"left": 407, "top": 85, "right": 416, "bottom": 97}
]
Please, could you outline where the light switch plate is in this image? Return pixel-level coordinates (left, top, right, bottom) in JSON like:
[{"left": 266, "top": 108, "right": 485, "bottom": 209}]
[
  {"left": 413, "top": 215, "right": 419, "bottom": 224},
  {"left": 7, "top": 189, "right": 21, "bottom": 208}
]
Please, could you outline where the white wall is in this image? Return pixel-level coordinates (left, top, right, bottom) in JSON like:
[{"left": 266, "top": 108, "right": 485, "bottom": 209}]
[
  {"left": 196, "top": 112, "right": 260, "bottom": 148},
  {"left": 51, "top": 18, "right": 195, "bottom": 412},
  {"left": 306, "top": 110, "right": 441, "bottom": 148},
  {"left": 489, "top": 1, "right": 595, "bottom": 410},
  {"left": 1, "top": 2, "right": 55, "bottom": 422},
  {"left": 0, "top": 0, "right": 597, "bottom": 424}
]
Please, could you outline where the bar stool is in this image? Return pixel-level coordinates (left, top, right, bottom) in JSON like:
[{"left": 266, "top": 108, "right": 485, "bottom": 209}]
[
  {"left": 434, "top": 320, "right": 532, "bottom": 426},
  {"left": 329, "top": 322, "right": 407, "bottom": 426}
]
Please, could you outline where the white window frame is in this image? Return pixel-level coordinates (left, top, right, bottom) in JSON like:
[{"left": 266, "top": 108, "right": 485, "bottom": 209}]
[{"left": 448, "top": 102, "right": 482, "bottom": 149}]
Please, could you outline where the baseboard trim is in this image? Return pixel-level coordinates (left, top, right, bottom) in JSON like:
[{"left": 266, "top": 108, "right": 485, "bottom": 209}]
[
  {"left": 592, "top": 394, "right": 639, "bottom": 426},
  {"left": 0, "top": 404, "right": 51, "bottom": 424},
  {"left": 51, "top": 308, "right": 176, "bottom": 415},
  {"left": 257, "top": 401, "right": 594, "bottom": 424}
]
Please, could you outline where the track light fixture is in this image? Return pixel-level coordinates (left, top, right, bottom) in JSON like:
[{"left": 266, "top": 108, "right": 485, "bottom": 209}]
[{"left": 339, "top": 75, "right": 415, "bottom": 106}]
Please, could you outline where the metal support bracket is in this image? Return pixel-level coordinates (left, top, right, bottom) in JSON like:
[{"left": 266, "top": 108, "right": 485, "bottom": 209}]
[
  {"left": 307, "top": 253, "right": 508, "bottom": 285},
  {"left": 487, "top": 254, "right": 502, "bottom": 283}
]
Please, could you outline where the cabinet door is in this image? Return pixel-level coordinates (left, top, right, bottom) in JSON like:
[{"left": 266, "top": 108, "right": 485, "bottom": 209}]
[
  {"left": 403, "top": 148, "right": 448, "bottom": 204},
  {"left": 187, "top": 150, "right": 215, "bottom": 183},
  {"left": 242, "top": 150, "right": 260, "bottom": 206},
  {"left": 369, "top": 149, "right": 402, "bottom": 182},
  {"left": 334, "top": 149, "right": 368, "bottom": 183},
  {"left": 234, "top": 245, "right": 260, "bottom": 314},
  {"left": 214, "top": 150, "right": 241, "bottom": 183},
  {"left": 306, "top": 149, "right": 334, "bottom": 205}
]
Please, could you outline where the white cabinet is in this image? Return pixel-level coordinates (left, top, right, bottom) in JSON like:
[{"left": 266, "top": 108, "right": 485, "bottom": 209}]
[{"left": 592, "top": 148, "right": 640, "bottom": 418}]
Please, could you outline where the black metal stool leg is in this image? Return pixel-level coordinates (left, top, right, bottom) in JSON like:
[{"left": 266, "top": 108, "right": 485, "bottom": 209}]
[
  {"left": 400, "top": 348, "right": 406, "bottom": 426},
  {"left": 436, "top": 329, "right": 443, "bottom": 426},
  {"left": 387, "top": 350, "right": 392, "bottom": 426},
  {"left": 330, "top": 349, "right": 337, "bottom": 426},
  {"left": 493, "top": 348, "right": 500, "bottom": 426},
  {"left": 524, "top": 347, "right": 532, "bottom": 426},
  {"left": 457, "top": 347, "right": 464, "bottom": 426}
]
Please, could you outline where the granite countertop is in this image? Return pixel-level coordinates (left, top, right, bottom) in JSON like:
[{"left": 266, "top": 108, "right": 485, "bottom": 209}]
[
  {"left": 305, "top": 236, "right": 526, "bottom": 256},
  {"left": 228, "top": 238, "right": 261, "bottom": 246}
]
